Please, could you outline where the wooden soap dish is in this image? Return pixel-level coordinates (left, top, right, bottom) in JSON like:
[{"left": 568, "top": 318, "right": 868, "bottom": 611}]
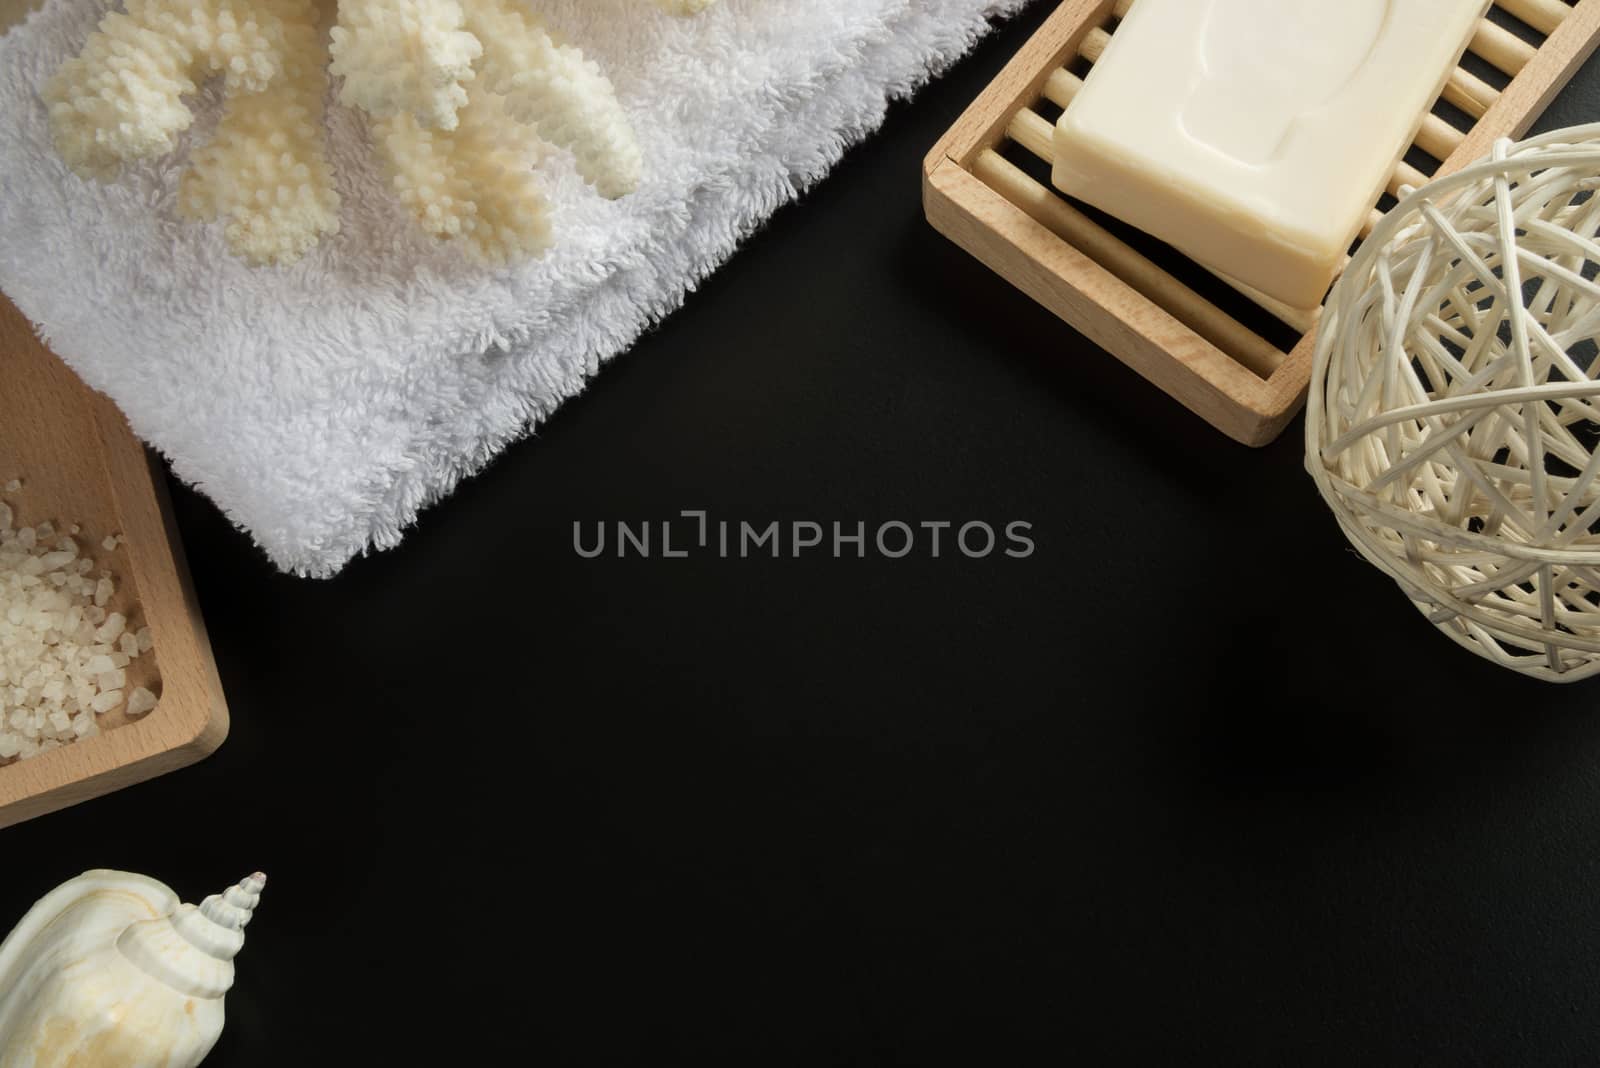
[
  {"left": 0, "top": 294, "right": 228, "bottom": 830},
  {"left": 924, "top": 0, "right": 1600, "bottom": 445}
]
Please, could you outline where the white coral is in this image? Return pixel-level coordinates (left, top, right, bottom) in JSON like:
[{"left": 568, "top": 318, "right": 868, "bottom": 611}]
[
  {"left": 45, "top": 0, "right": 339, "bottom": 265},
  {"left": 375, "top": 84, "right": 551, "bottom": 263},
  {"left": 179, "top": 0, "right": 340, "bottom": 265},
  {"left": 45, "top": 0, "right": 718, "bottom": 266},
  {"left": 44, "top": 0, "right": 290, "bottom": 178},
  {"left": 465, "top": 0, "right": 641, "bottom": 199},
  {"left": 329, "top": 0, "right": 480, "bottom": 130}
]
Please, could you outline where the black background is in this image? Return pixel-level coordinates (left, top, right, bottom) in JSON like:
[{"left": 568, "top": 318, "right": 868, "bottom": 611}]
[{"left": 8, "top": 4, "right": 1600, "bottom": 1064}]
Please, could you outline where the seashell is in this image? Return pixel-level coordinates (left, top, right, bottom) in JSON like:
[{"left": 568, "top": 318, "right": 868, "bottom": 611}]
[{"left": 0, "top": 870, "right": 265, "bottom": 1067}]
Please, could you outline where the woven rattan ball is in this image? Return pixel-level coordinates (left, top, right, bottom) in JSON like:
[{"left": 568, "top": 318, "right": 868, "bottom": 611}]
[{"left": 1307, "top": 125, "right": 1600, "bottom": 683}]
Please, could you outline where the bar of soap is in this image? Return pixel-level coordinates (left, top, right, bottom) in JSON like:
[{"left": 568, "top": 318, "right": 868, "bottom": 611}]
[{"left": 1052, "top": 0, "right": 1489, "bottom": 310}]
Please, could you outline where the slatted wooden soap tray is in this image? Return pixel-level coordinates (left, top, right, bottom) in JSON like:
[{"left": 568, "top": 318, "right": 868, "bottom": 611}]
[
  {"left": 925, "top": 0, "right": 1600, "bottom": 445},
  {"left": 0, "top": 294, "right": 228, "bottom": 829}
]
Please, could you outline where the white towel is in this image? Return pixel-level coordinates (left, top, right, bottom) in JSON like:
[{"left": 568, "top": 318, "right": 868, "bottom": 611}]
[{"left": 0, "top": 0, "right": 1023, "bottom": 576}]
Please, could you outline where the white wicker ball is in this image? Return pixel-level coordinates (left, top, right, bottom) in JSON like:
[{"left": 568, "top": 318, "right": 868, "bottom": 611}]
[{"left": 1307, "top": 125, "right": 1600, "bottom": 683}]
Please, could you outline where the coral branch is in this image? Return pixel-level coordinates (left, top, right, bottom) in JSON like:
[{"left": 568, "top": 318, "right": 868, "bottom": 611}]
[
  {"left": 43, "top": 0, "right": 287, "bottom": 177},
  {"left": 329, "top": 0, "right": 480, "bottom": 130},
  {"left": 178, "top": 0, "right": 340, "bottom": 266},
  {"left": 466, "top": 0, "right": 642, "bottom": 200},
  {"left": 374, "top": 83, "right": 551, "bottom": 263},
  {"left": 45, "top": 0, "right": 718, "bottom": 265}
]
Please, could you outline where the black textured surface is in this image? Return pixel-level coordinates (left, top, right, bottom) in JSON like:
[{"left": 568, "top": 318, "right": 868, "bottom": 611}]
[{"left": 7, "top": 5, "right": 1600, "bottom": 1063}]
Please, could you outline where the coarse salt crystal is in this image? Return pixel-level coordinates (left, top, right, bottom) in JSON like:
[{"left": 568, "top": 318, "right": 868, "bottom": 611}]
[
  {"left": 126, "top": 687, "right": 157, "bottom": 718},
  {"left": 96, "top": 612, "right": 125, "bottom": 643},
  {"left": 0, "top": 494, "right": 158, "bottom": 764},
  {"left": 38, "top": 550, "right": 75, "bottom": 572}
]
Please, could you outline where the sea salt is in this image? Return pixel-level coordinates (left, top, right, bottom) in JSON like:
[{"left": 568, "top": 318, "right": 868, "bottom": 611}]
[
  {"left": 96, "top": 613, "right": 125, "bottom": 643},
  {"left": 126, "top": 687, "right": 157, "bottom": 718},
  {"left": 0, "top": 495, "right": 160, "bottom": 765}
]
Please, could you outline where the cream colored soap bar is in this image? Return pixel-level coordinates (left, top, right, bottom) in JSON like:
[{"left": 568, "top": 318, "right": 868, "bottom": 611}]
[{"left": 1052, "top": 0, "right": 1489, "bottom": 310}]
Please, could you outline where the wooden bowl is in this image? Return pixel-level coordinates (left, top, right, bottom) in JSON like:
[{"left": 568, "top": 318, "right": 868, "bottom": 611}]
[{"left": 0, "top": 294, "right": 227, "bottom": 829}]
